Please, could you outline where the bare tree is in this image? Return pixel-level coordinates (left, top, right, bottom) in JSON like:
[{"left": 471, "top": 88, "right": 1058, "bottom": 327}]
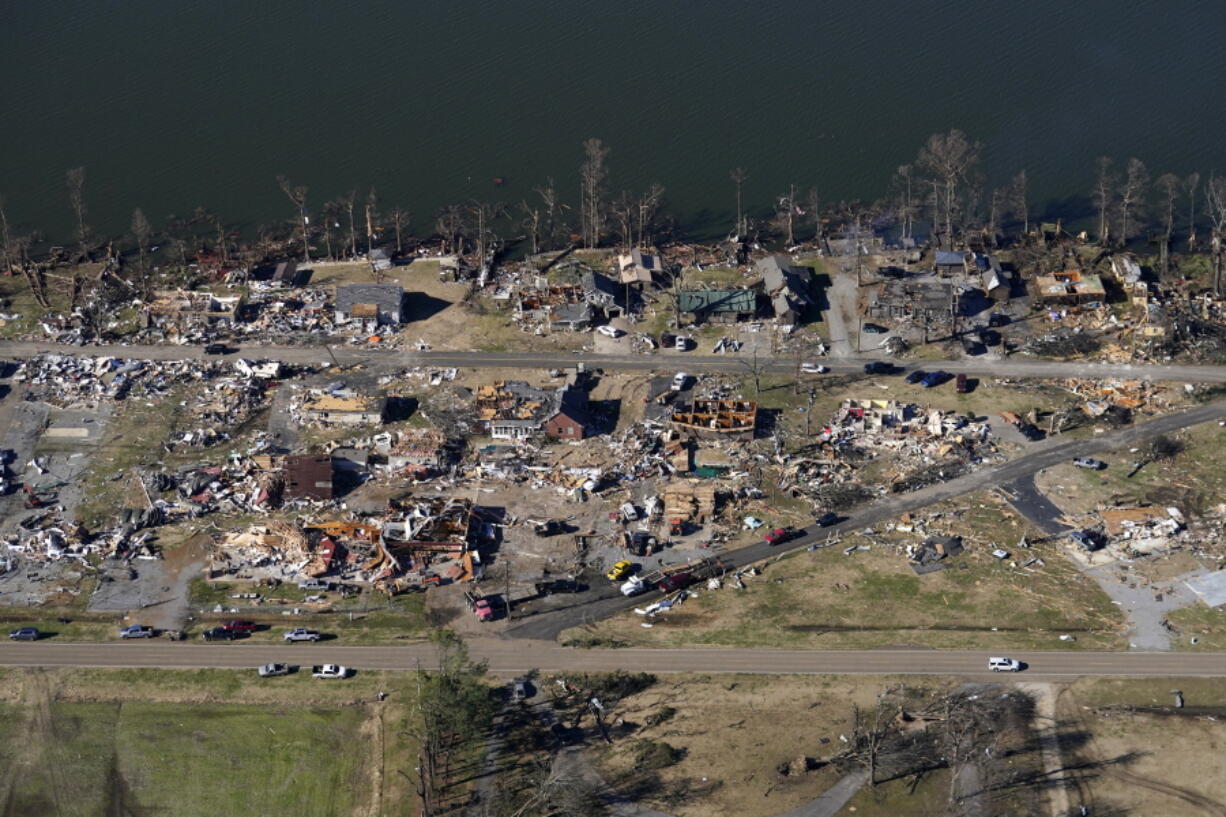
[
  {"left": 387, "top": 206, "right": 411, "bottom": 254},
  {"left": 611, "top": 190, "right": 634, "bottom": 249},
  {"left": 636, "top": 183, "right": 665, "bottom": 247},
  {"left": 916, "top": 130, "right": 981, "bottom": 249},
  {"left": 1117, "top": 157, "right": 1149, "bottom": 246},
  {"left": 730, "top": 167, "right": 748, "bottom": 237},
  {"left": 66, "top": 166, "right": 89, "bottom": 255},
  {"left": 1155, "top": 173, "right": 1181, "bottom": 276},
  {"left": 436, "top": 204, "right": 465, "bottom": 255},
  {"left": 534, "top": 178, "right": 562, "bottom": 251},
  {"left": 776, "top": 184, "right": 798, "bottom": 246},
  {"left": 1186, "top": 172, "right": 1201, "bottom": 250},
  {"left": 340, "top": 189, "right": 358, "bottom": 258},
  {"left": 519, "top": 199, "right": 542, "bottom": 256},
  {"left": 1092, "top": 157, "right": 1116, "bottom": 245},
  {"left": 469, "top": 200, "right": 508, "bottom": 281},
  {"left": 805, "top": 187, "right": 822, "bottom": 241},
  {"left": 130, "top": 207, "right": 153, "bottom": 294},
  {"left": 364, "top": 188, "right": 378, "bottom": 255},
  {"left": 1010, "top": 170, "right": 1029, "bottom": 235},
  {"left": 579, "top": 138, "right": 609, "bottom": 248},
  {"left": 890, "top": 165, "right": 917, "bottom": 242},
  {"left": 986, "top": 187, "right": 1005, "bottom": 245},
  {"left": 738, "top": 347, "right": 765, "bottom": 395},
  {"left": 320, "top": 199, "right": 340, "bottom": 260},
  {"left": 275, "top": 175, "right": 310, "bottom": 261},
  {"left": 1205, "top": 175, "right": 1226, "bottom": 295},
  {"left": 0, "top": 193, "right": 12, "bottom": 277}
]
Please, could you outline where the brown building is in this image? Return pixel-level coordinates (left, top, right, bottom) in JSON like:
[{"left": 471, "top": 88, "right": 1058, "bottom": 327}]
[{"left": 283, "top": 455, "right": 335, "bottom": 501}]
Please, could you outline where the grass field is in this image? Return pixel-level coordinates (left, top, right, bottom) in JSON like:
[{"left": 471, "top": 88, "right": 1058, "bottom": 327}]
[
  {"left": 566, "top": 493, "right": 1125, "bottom": 651},
  {"left": 0, "top": 667, "right": 414, "bottom": 817}
]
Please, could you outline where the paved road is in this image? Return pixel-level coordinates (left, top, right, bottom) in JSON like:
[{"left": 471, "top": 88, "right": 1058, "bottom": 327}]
[
  {"left": 506, "top": 397, "right": 1226, "bottom": 640},
  {"left": 3, "top": 340, "right": 1226, "bottom": 383},
  {"left": 3, "top": 641, "right": 1226, "bottom": 679}
]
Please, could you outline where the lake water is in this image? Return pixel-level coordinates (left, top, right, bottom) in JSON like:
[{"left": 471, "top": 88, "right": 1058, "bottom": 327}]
[{"left": 2, "top": 0, "right": 1225, "bottom": 242}]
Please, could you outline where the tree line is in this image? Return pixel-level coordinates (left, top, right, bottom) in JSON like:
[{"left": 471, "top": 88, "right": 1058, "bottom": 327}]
[{"left": 3, "top": 131, "right": 1226, "bottom": 304}]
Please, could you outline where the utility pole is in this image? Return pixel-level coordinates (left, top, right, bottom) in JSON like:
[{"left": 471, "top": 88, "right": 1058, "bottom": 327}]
[{"left": 504, "top": 558, "right": 513, "bottom": 621}]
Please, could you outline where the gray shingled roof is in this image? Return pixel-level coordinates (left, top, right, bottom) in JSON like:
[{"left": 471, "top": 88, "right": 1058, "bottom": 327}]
[{"left": 336, "top": 283, "right": 403, "bottom": 314}]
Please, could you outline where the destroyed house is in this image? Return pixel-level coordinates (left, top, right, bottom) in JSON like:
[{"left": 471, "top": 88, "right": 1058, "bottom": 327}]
[
  {"left": 302, "top": 393, "right": 386, "bottom": 425},
  {"left": 755, "top": 255, "right": 815, "bottom": 325},
  {"left": 474, "top": 381, "right": 590, "bottom": 440},
  {"left": 335, "top": 283, "right": 404, "bottom": 325},
  {"left": 542, "top": 387, "right": 590, "bottom": 440},
  {"left": 1032, "top": 269, "right": 1106, "bottom": 304},
  {"left": 377, "top": 497, "right": 480, "bottom": 586},
  {"left": 383, "top": 429, "right": 449, "bottom": 474},
  {"left": 283, "top": 455, "right": 334, "bottom": 501},
  {"left": 835, "top": 399, "right": 915, "bottom": 435},
  {"left": 581, "top": 270, "right": 629, "bottom": 316},
  {"left": 867, "top": 280, "right": 956, "bottom": 322},
  {"left": 143, "top": 289, "right": 245, "bottom": 328},
  {"left": 975, "top": 254, "right": 1011, "bottom": 301},
  {"left": 515, "top": 285, "right": 594, "bottom": 331},
  {"left": 617, "top": 248, "right": 662, "bottom": 286},
  {"left": 671, "top": 399, "right": 757, "bottom": 439},
  {"left": 273, "top": 260, "right": 302, "bottom": 286},
  {"left": 678, "top": 289, "right": 758, "bottom": 324}
]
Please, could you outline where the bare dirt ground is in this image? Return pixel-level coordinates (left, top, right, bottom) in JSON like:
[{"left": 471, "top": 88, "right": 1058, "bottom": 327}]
[
  {"left": 1061, "top": 678, "right": 1226, "bottom": 817},
  {"left": 590, "top": 674, "right": 952, "bottom": 817}
]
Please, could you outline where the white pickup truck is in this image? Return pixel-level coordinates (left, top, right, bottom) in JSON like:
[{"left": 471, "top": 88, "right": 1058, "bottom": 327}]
[{"left": 311, "top": 664, "right": 349, "bottom": 679}]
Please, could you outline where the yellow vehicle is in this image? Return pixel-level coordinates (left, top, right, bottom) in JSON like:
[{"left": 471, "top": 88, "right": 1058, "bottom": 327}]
[{"left": 606, "top": 560, "right": 633, "bottom": 581}]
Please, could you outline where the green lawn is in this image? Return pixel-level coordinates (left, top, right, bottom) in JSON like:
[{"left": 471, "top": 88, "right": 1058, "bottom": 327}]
[{"left": 0, "top": 700, "right": 371, "bottom": 817}]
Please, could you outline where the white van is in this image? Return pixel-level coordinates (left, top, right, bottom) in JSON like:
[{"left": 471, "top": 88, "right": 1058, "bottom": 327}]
[{"left": 988, "top": 657, "right": 1022, "bottom": 672}]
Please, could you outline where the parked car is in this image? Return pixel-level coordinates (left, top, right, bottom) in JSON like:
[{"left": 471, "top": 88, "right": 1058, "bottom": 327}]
[
  {"left": 672, "top": 372, "right": 689, "bottom": 390},
  {"left": 202, "top": 626, "right": 235, "bottom": 642},
  {"left": 658, "top": 572, "right": 695, "bottom": 593},
  {"left": 283, "top": 628, "right": 322, "bottom": 642},
  {"left": 863, "top": 323, "right": 889, "bottom": 334},
  {"left": 596, "top": 325, "right": 622, "bottom": 338},
  {"left": 905, "top": 370, "right": 927, "bottom": 385},
  {"left": 473, "top": 598, "right": 495, "bottom": 621},
  {"left": 119, "top": 625, "right": 155, "bottom": 639},
  {"left": 1072, "top": 457, "right": 1106, "bottom": 470},
  {"left": 801, "top": 362, "right": 829, "bottom": 374},
  {"left": 606, "top": 560, "right": 633, "bottom": 581},
  {"left": 988, "top": 312, "right": 1011, "bottom": 327},
  {"left": 764, "top": 527, "right": 797, "bottom": 546},
  {"left": 8, "top": 627, "right": 40, "bottom": 641},
  {"left": 674, "top": 336, "right": 691, "bottom": 351},
  {"left": 258, "top": 663, "right": 290, "bottom": 678},
  {"left": 297, "top": 578, "right": 334, "bottom": 591},
  {"left": 312, "top": 664, "right": 349, "bottom": 679},
  {"left": 511, "top": 677, "right": 534, "bottom": 700},
  {"left": 988, "top": 657, "right": 1023, "bottom": 672},
  {"left": 816, "top": 512, "right": 840, "bottom": 527},
  {"left": 955, "top": 374, "right": 970, "bottom": 393},
  {"left": 203, "top": 343, "right": 233, "bottom": 355},
  {"left": 863, "top": 361, "right": 893, "bottom": 375},
  {"left": 920, "top": 371, "right": 951, "bottom": 388},
  {"left": 224, "top": 620, "right": 257, "bottom": 634}
]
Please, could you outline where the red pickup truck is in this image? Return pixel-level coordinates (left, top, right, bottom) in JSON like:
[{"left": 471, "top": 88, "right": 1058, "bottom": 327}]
[{"left": 764, "top": 527, "right": 796, "bottom": 546}]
